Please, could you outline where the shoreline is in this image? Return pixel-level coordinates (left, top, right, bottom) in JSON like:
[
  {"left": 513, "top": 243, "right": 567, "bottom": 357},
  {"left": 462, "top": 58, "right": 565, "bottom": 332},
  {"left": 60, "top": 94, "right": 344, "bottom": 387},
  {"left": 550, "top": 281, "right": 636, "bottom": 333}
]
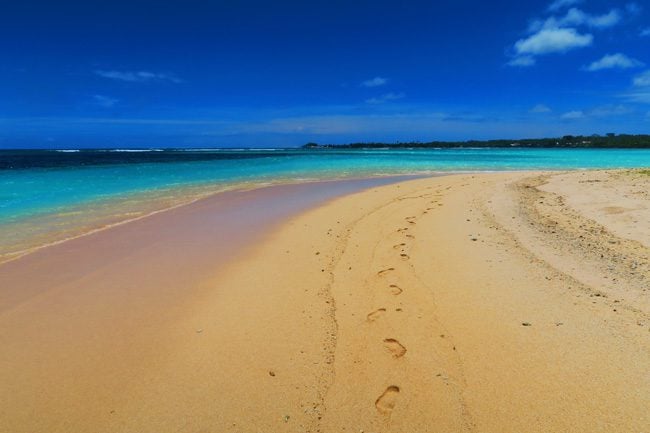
[
  {"left": 0, "top": 173, "right": 430, "bottom": 265},
  {"left": 0, "top": 175, "right": 426, "bottom": 312},
  {"left": 1, "top": 170, "right": 649, "bottom": 432}
]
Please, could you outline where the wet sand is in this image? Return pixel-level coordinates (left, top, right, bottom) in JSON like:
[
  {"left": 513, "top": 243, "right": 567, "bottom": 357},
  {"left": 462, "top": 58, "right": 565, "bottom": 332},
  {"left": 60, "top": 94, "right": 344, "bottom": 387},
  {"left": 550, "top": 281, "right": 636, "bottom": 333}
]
[{"left": 1, "top": 171, "right": 649, "bottom": 432}]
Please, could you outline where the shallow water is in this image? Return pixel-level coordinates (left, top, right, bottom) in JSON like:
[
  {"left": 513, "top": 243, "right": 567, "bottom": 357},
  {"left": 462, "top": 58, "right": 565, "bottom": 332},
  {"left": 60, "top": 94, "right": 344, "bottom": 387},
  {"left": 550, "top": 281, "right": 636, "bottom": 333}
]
[{"left": 1, "top": 147, "right": 649, "bottom": 261}]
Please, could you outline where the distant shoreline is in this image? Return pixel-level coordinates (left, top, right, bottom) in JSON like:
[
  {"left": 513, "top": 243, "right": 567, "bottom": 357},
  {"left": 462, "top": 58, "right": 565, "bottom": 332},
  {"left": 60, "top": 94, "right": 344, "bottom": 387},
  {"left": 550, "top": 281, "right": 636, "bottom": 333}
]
[
  {"left": 3, "top": 134, "right": 650, "bottom": 153},
  {"left": 302, "top": 133, "right": 650, "bottom": 149}
]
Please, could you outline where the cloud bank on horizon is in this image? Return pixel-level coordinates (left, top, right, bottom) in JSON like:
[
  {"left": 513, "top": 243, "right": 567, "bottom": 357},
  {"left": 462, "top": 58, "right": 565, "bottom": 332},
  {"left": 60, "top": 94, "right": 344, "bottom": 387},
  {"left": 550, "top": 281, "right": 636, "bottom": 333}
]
[{"left": 0, "top": 0, "right": 649, "bottom": 147}]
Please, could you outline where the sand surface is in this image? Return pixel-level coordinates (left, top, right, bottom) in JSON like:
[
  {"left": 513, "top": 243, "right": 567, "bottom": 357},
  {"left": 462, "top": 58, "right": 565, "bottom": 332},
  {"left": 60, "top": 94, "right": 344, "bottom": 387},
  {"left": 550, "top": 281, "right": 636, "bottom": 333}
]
[{"left": 1, "top": 170, "right": 649, "bottom": 432}]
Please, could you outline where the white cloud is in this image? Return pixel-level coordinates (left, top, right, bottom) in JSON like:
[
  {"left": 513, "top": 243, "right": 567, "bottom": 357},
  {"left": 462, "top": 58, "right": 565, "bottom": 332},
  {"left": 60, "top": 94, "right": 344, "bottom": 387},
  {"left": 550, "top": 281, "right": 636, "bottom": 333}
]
[
  {"left": 510, "top": 5, "right": 624, "bottom": 67},
  {"left": 530, "top": 104, "right": 552, "bottom": 113},
  {"left": 365, "top": 92, "right": 405, "bottom": 104},
  {"left": 633, "top": 70, "right": 650, "bottom": 87},
  {"left": 587, "top": 9, "right": 622, "bottom": 28},
  {"left": 641, "top": 28, "right": 650, "bottom": 36},
  {"left": 95, "top": 70, "right": 183, "bottom": 83},
  {"left": 548, "top": 0, "right": 582, "bottom": 12},
  {"left": 515, "top": 28, "right": 593, "bottom": 55},
  {"left": 508, "top": 2, "right": 632, "bottom": 69},
  {"left": 507, "top": 56, "right": 536, "bottom": 67},
  {"left": 629, "top": 81, "right": 650, "bottom": 105},
  {"left": 556, "top": 8, "right": 589, "bottom": 27},
  {"left": 562, "top": 110, "right": 585, "bottom": 119},
  {"left": 361, "top": 77, "right": 388, "bottom": 87},
  {"left": 93, "top": 95, "right": 119, "bottom": 108},
  {"left": 621, "top": 90, "right": 650, "bottom": 103},
  {"left": 630, "top": 93, "right": 650, "bottom": 103},
  {"left": 556, "top": 105, "right": 631, "bottom": 118},
  {"left": 589, "top": 104, "right": 632, "bottom": 117},
  {"left": 530, "top": 8, "right": 622, "bottom": 32},
  {"left": 586, "top": 53, "right": 644, "bottom": 71}
]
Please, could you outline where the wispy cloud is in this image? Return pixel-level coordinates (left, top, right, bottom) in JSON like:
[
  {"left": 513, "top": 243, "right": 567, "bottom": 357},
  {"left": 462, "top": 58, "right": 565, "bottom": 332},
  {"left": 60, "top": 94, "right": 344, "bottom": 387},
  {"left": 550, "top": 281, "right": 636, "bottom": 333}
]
[
  {"left": 586, "top": 53, "right": 644, "bottom": 71},
  {"left": 5, "top": 108, "right": 646, "bottom": 146},
  {"left": 641, "top": 28, "right": 650, "bottom": 36},
  {"left": 92, "top": 94, "right": 119, "bottom": 108},
  {"left": 530, "top": 8, "right": 622, "bottom": 32},
  {"left": 589, "top": 104, "right": 632, "bottom": 117},
  {"left": 507, "top": 56, "right": 536, "bottom": 67},
  {"left": 621, "top": 90, "right": 650, "bottom": 103},
  {"left": 361, "top": 77, "right": 388, "bottom": 88},
  {"left": 626, "top": 93, "right": 650, "bottom": 103},
  {"left": 547, "top": 0, "right": 582, "bottom": 12},
  {"left": 365, "top": 92, "right": 405, "bottom": 104},
  {"left": 621, "top": 69, "right": 650, "bottom": 104},
  {"left": 633, "top": 70, "right": 650, "bottom": 87},
  {"left": 530, "top": 104, "right": 552, "bottom": 113},
  {"left": 95, "top": 70, "right": 183, "bottom": 83},
  {"left": 514, "top": 28, "right": 593, "bottom": 56},
  {"left": 562, "top": 110, "right": 585, "bottom": 119},
  {"left": 586, "top": 9, "right": 622, "bottom": 28},
  {"left": 624, "top": 71, "right": 650, "bottom": 103},
  {"left": 561, "top": 105, "right": 633, "bottom": 118}
]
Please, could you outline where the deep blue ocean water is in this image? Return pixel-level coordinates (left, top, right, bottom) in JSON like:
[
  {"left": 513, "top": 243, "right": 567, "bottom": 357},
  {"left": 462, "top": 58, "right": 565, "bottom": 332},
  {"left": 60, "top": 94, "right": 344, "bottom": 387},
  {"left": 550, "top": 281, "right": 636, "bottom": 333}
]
[{"left": 1, "top": 147, "right": 649, "bottom": 261}]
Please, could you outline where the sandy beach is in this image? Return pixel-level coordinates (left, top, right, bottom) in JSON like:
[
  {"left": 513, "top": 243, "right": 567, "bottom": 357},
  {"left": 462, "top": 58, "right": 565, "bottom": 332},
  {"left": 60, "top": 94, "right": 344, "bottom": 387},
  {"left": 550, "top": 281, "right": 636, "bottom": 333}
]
[{"left": 1, "top": 170, "right": 649, "bottom": 432}]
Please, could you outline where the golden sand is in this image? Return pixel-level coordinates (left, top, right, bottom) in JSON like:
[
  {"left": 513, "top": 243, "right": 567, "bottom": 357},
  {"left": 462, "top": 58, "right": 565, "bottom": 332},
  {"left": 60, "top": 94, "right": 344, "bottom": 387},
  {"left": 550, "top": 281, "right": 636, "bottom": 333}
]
[{"left": 1, "top": 171, "right": 649, "bottom": 432}]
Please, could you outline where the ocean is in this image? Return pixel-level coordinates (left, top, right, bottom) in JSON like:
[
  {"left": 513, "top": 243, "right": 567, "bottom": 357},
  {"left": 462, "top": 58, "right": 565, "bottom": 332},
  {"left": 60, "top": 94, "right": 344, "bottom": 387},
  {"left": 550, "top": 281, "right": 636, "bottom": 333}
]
[{"left": 1, "top": 147, "right": 650, "bottom": 262}]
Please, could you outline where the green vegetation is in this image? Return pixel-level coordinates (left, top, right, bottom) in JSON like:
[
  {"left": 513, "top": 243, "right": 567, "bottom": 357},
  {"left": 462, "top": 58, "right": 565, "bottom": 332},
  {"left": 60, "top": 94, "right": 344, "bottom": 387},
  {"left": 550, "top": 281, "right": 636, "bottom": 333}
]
[{"left": 303, "top": 134, "right": 650, "bottom": 149}]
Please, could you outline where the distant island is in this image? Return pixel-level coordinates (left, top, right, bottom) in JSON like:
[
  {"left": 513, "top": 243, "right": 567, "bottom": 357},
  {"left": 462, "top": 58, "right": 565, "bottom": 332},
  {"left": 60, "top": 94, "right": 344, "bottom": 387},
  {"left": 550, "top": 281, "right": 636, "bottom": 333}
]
[{"left": 303, "top": 134, "right": 650, "bottom": 149}]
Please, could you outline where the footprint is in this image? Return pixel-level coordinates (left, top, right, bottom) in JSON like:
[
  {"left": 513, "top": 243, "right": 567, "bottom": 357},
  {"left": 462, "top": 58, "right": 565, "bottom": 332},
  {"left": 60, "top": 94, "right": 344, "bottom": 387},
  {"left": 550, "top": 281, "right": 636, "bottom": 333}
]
[
  {"left": 383, "top": 339, "right": 407, "bottom": 358},
  {"left": 405, "top": 234, "right": 415, "bottom": 239},
  {"left": 377, "top": 268, "right": 395, "bottom": 276},
  {"left": 375, "top": 386, "right": 400, "bottom": 414},
  {"left": 389, "top": 284, "right": 403, "bottom": 295},
  {"left": 400, "top": 253, "right": 409, "bottom": 260},
  {"left": 392, "top": 243, "right": 406, "bottom": 250},
  {"left": 367, "top": 308, "right": 387, "bottom": 322}
]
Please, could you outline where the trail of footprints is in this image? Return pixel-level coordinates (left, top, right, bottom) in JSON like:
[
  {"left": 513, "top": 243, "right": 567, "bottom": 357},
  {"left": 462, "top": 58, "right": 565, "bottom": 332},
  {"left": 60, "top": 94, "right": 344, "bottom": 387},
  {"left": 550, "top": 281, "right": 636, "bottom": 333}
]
[
  {"left": 368, "top": 190, "right": 473, "bottom": 428},
  {"left": 369, "top": 215, "right": 423, "bottom": 416}
]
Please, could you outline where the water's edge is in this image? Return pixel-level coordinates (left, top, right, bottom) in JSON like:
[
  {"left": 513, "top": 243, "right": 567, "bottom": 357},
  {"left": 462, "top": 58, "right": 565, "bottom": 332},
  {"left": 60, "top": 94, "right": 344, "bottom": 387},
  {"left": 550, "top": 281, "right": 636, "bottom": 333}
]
[{"left": 0, "top": 173, "right": 430, "bottom": 266}]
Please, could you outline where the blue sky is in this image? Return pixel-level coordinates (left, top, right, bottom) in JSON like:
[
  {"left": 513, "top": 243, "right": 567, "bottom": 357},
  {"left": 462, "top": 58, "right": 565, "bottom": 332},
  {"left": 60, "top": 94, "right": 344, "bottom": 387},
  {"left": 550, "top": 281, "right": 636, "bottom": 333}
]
[{"left": 0, "top": 0, "right": 649, "bottom": 148}]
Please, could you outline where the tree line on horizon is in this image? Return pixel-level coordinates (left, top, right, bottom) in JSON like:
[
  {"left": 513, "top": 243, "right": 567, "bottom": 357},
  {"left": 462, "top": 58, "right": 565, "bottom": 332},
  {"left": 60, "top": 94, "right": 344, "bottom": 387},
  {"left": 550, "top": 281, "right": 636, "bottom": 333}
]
[{"left": 302, "top": 134, "right": 650, "bottom": 149}]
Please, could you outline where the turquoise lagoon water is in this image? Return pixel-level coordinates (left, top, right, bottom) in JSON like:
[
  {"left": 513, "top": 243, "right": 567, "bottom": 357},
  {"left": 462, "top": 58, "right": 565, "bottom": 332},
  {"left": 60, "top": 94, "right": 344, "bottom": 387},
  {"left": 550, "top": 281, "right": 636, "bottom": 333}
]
[{"left": 1, "top": 147, "right": 649, "bottom": 260}]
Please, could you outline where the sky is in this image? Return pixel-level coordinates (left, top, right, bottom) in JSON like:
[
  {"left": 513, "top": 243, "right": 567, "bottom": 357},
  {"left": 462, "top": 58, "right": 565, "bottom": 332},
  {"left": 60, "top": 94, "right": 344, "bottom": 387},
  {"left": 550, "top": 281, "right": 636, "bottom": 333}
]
[{"left": 0, "top": 0, "right": 649, "bottom": 148}]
